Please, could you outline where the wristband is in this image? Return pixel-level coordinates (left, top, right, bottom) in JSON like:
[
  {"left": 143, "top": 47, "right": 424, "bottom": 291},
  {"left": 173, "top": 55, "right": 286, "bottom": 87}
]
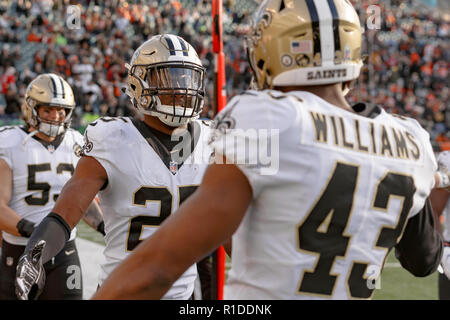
[
  {"left": 97, "top": 221, "right": 105, "bottom": 236},
  {"left": 16, "top": 219, "right": 35, "bottom": 238}
]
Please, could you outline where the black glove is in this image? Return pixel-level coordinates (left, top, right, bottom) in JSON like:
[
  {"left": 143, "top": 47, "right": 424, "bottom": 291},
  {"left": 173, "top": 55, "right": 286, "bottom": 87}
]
[
  {"left": 97, "top": 221, "right": 105, "bottom": 236},
  {"left": 16, "top": 219, "right": 35, "bottom": 238},
  {"left": 15, "top": 240, "right": 46, "bottom": 300}
]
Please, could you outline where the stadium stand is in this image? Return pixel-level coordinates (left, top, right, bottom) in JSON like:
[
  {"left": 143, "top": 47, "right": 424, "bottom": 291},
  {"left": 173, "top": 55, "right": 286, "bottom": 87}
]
[{"left": 0, "top": 0, "right": 448, "bottom": 150}]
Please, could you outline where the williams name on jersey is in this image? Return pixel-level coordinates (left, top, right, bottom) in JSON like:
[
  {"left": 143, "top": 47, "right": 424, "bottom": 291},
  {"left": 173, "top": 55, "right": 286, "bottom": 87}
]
[{"left": 210, "top": 90, "right": 437, "bottom": 300}]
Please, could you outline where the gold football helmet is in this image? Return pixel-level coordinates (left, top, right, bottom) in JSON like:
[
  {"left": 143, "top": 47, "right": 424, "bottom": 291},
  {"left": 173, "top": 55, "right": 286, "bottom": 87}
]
[
  {"left": 125, "top": 34, "right": 205, "bottom": 127},
  {"left": 22, "top": 73, "right": 75, "bottom": 137},
  {"left": 246, "top": 0, "right": 363, "bottom": 89}
]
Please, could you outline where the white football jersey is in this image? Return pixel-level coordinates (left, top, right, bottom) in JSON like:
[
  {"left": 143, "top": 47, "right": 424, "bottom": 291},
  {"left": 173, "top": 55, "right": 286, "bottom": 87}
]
[
  {"left": 210, "top": 90, "right": 437, "bottom": 300},
  {"left": 83, "top": 116, "right": 212, "bottom": 299},
  {"left": 0, "top": 126, "right": 83, "bottom": 246}
]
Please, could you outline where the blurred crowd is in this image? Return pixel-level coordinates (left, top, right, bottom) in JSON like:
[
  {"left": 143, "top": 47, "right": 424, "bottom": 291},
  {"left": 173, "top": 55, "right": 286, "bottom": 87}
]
[
  {"left": 0, "top": 0, "right": 448, "bottom": 149},
  {"left": 349, "top": 0, "right": 449, "bottom": 150}
]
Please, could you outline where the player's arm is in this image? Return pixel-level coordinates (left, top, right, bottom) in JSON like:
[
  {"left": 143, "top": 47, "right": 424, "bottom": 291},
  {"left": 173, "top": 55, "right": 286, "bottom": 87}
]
[
  {"left": 81, "top": 199, "right": 105, "bottom": 236},
  {"left": 15, "top": 156, "right": 107, "bottom": 300},
  {"left": 0, "top": 159, "right": 35, "bottom": 237},
  {"left": 394, "top": 197, "right": 443, "bottom": 277},
  {"left": 29, "top": 155, "right": 107, "bottom": 261},
  {"left": 430, "top": 185, "right": 450, "bottom": 280},
  {"left": 430, "top": 188, "right": 449, "bottom": 234},
  {"left": 93, "top": 160, "right": 252, "bottom": 299},
  {"left": 222, "top": 238, "right": 232, "bottom": 257}
]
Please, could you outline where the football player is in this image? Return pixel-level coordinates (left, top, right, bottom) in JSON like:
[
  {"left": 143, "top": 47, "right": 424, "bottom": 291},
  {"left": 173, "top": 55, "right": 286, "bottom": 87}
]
[
  {"left": 431, "top": 151, "right": 450, "bottom": 299},
  {"left": 92, "top": 0, "right": 446, "bottom": 300},
  {"left": 14, "top": 35, "right": 212, "bottom": 300},
  {"left": 0, "top": 73, "right": 105, "bottom": 300}
]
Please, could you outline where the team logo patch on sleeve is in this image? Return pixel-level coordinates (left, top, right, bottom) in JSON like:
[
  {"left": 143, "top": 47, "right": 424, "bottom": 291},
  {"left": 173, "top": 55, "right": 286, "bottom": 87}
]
[
  {"left": 73, "top": 143, "right": 83, "bottom": 157},
  {"left": 82, "top": 132, "right": 94, "bottom": 154},
  {"left": 83, "top": 141, "right": 93, "bottom": 154},
  {"left": 211, "top": 101, "right": 238, "bottom": 132},
  {"left": 208, "top": 100, "right": 238, "bottom": 145}
]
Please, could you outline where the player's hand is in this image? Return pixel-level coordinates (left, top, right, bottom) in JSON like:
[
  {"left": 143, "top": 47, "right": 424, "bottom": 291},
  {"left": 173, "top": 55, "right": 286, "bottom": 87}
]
[
  {"left": 436, "top": 151, "right": 450, "bottom": 191},
  {"left": 15, "top": 240, "right": 46, "bottom": 300}
]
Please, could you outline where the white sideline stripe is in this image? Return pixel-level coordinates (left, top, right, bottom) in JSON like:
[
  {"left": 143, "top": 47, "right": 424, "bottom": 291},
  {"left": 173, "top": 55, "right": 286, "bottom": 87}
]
[
  {"left": 76, "top": 238, "right": 105, "bottom": 300},
  {"left": 385, "top": 262, "right": 402, "bottom": 268}
]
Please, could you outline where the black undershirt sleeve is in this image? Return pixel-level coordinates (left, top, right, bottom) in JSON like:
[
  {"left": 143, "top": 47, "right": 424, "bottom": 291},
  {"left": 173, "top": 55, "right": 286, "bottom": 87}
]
[
  {"left": 24, "top": 212, "right": 71, "bottom": 264},
  {"left": 394, "top": 197, "right": 443, "bottom": 277}
]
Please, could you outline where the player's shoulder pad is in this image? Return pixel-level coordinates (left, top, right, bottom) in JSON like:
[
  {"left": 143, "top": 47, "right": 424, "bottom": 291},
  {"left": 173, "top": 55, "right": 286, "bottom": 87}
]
[
  {"left": 64, "top": 128, "right": 85, "bottom": 156},
  {"left": 195, "top": 118, "right": 213, "bottom": 135},
  {"left": 387, "top": 112, "right": 436, "bottom": 170},
  {"left": 198, "top": 119, "right": 212, "bottom": 127},
  {"left": 83, "top": 117, "right": 132, "bottom": 153},
  {"left": 212, "top": 89, "right": 298, "bottom": 132},
  {"left": 389, "top": 113, "right": 430, "bottom": 138},
  {"left": 84, "top": 116, "right": 132, "bottom": 138},
  {"left": 65, "top": 127, "right": 84, "bottom": 141},
  {"left": 0, "top": 126, "right": 25, "bottom": 148}
]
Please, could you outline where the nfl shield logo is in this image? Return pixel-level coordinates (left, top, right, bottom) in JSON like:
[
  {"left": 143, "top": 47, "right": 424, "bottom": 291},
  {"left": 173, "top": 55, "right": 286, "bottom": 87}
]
[
  {"left": 169, "top": 161, "right": 178, "bottom": 175},
  {"left": 6, "top": 257, "right": 13, "bottom": 266},
  {"left": 47, "top": 144, "right": 55, "bottom": 153}
]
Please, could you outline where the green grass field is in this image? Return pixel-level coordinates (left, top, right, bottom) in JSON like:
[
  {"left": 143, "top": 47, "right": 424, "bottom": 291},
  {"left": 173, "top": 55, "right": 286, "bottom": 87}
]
[
  {"left": 76, "top": 220, "right": 439, "bottom": 300},
  {"left": 372, "top": 251, "right": 438, "bottom": 300},
  {"left": 76, "top": 220, "right": 106, "bottom": 246}
]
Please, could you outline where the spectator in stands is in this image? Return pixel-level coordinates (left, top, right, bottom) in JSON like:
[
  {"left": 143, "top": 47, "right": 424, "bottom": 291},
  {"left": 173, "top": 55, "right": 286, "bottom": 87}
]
[
  {"left": 43, "top": 46, "right": 57, "bottom": 72},
  {"left": 0, "top": 45, "right": 14, "bottom": 68},
  {"left": 0, "top": 0, "right": 447, "bottom": 151},
  {"left": 1, "top": 67, "right": 16, "bottom": 95},
  {"left": 4, "top": 86, "right": 20, "bottom": 116}
]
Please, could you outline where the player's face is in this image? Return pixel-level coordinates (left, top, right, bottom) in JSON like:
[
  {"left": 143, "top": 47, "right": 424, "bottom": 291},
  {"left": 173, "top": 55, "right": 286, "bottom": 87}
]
[
  {"left": 159, "top": 90, "right": 193, "bottom": 107},
  {"left": 37, "top": 105, "right": 66, "bottom": 123},
  {"left": 148, "top": 69, "right": 195, "bottom": 107}
]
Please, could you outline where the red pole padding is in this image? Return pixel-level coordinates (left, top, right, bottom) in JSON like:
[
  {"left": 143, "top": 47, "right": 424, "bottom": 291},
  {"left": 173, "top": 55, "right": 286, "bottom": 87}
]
[{"left": 212, "top": 0, "right": 227, "bottom": 301}]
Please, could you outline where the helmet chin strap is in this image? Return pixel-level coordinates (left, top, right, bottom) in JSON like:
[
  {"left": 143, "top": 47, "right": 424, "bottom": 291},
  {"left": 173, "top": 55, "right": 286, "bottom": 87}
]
[
  {"left": 152, "top": 96, "right": 199, "bottom": 127},
  {"left": 342, "top": 86, "right": 350, "bottom": 97},
  {"left": 151, "top": 105, "right": 198, "bottom": 127},
  {"left": 22, "top": 121, "right": 65, "bottom": 150},
  {"left": 38, "top": 121, "right": 65, "bottom": 137},
  {"left": 157, "top": 114, "right": 191, "bottom": 127},
  {"left": 342, "top": 82, "right": 351, "bottom": 97}
]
